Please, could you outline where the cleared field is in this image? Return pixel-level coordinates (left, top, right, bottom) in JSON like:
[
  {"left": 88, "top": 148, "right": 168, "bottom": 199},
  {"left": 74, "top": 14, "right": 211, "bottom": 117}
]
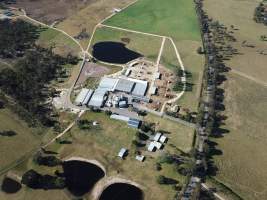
[
  {"left": 57, "top": 0, "right": 134, "bottom": 48},
  {"left": 210, "top": 73, "right": 267, "bottom": 200},
  {"left": 144, "top": 114, "right": 195, "bottom": 153},
  {"left": 14, "top": 111, "right": 185, "bottom": 200},
  {"left": 104, "top": 0, "right": 201, "bottom": 41},
  {"left": 0, "top": 108, "right": 41, "bottom": 172},
  {"left": 203, "top": 0, "right": 267, "bottom": 199},
  {"left": 89, "top": 26, "right": 162, "bottom": 62},
  {"left": 204, "top": 0, "right": 267, "bottom": 83},
  {"left": 104, "top": 0, "right": 205, "bottom": 111}
]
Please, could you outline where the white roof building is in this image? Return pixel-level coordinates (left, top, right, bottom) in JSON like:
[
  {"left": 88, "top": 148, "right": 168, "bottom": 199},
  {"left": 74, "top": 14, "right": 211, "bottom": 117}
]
[
  {"left": 74, "top": 88, "right": 90, "bottom": 106},
  {"left": 136, "top": 155, "right": 145, "bottom": 162},
  {"left": 99, "top": 77, "right": 119, "bottom": 92},
  {"left": 154, "top": 141, "right": 163, "bottom": 150},
  {"left": 88, "top": 89, "right": 107, "bottom": 108},
  {"left": 154, "top": 133, "right": 162, "bottom": 142},
  {"left": 159, "top": 135, "right": 167, "bottom": 143},
  {"left": 118, "top": 148, "right": 127, "bottom": 158},
  {"left": 148, "top": 142, "right": 156, "bottom": 152},
  {"left": 110, "top": 114, "right": 129, "bottom": 122}
]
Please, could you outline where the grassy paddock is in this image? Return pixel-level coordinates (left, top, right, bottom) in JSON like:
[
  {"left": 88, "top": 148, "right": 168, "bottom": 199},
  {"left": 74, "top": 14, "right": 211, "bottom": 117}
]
[
  {"left": 210, "top": 73, "right": 267, "bottom": 200},
  {"left": 144, "top": 114, "right": 195, "bottom": 153},
  {"left": 104, "top": 0, "right": 201, "bottom": 41},
  {"left": 89, "top": 26, "right": 162, "bottom": 62},
  {"left": 0, "top": 108, "right": 41, "bottom": 171}
]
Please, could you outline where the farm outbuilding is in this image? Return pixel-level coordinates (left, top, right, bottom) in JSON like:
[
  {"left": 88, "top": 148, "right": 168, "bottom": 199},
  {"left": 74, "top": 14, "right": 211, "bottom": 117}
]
[
  {"left": 75, "top": 88, "right": 91, "bottom": 106},
  {"left": 115, "top": 78, "right": 135, "bottom": 93},
  {"left": 132, "top": 81, "right": 148, "bottom": 96},
  {"left": 128, "top": 118, "right": 141, "bottom": 128},
  {"left": 118, "top": 148, "right": 128, "bottom": 159},
  {"left": 99, "top": 77, "right": 119, "bottom": 92},
  {"left": 87, "top": 89, "right": 107, "bottom": 108}
]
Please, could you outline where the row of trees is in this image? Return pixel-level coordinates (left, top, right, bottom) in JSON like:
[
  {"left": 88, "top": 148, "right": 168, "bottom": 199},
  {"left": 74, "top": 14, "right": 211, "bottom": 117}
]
[{"left": 254, "top": 1, "right": 267, "bottom": 25}]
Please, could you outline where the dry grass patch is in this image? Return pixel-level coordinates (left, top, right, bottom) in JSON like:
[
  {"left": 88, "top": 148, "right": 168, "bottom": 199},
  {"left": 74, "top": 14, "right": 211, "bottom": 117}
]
[{"left": 210, "top": 73, "right": 267, "bottom": 200}]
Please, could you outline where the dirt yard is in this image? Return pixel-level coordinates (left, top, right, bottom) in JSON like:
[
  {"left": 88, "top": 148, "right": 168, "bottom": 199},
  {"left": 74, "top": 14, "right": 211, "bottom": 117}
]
[{"left": 76, "top": 62, "right": 110, "bottom": 86}]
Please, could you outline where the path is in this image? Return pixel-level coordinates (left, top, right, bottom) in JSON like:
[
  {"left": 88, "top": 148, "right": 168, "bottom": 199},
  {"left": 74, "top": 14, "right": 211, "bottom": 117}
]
[
  {"left": 156, "top": 37, "right": 166, "bottom": 67},
  {"left": 230, "top": 69, "right": 267, "bottom": 87}
]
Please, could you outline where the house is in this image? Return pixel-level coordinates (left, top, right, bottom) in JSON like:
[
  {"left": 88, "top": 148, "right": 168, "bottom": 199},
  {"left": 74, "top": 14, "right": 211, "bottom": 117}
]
[
  {"left": 159, "top": 135, "right": 167, "bottom": 143},
  {"left": 153, "top": 133, "right": 162, "bottom": 142},
  {"left": 135, "top": 155, "right": 145, "bottom": 162},
  {"left": 147, "top": 142, "right": 156, "bottom": 152},
  {"left": 118, "top": 148, "right": 128, "bottom": 159}
]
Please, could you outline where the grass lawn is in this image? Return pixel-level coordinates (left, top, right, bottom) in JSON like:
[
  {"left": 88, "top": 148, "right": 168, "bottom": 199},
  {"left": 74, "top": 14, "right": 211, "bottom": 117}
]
[
  {"left": 144, "top": 114, "right": 195, "bottom": 153},
  {"left": 210, "top": 73, "right": 267, "bottom": 200},
  {"left": 0, "top": 108, "right": 41, "bottom": 173},
  {"left": 89, "top": 26, "right": 163, "bottom": 62}
]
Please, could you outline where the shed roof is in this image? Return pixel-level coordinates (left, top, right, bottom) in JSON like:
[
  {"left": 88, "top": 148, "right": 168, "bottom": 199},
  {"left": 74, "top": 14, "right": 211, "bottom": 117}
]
[
  {"left": 159, "top": 135, "right": 167, "bottom": 143},
  {"left": 115, "top": 79, "right": 135, "bottom": 93},
  {"left": 136, "top": 155, "right": 145, "bottom": 162},
  {"left": 88, "top": 89, "right": 106, "bottom": 107},
  {"left": 75, "top": 88, "right": 90, "bottom": 105},
  {"left": 154, "top": 133, "right": 162, "bottom": 142},
  {"left": 118, "top": 148, "right": 127, "bottom": 158},
  {"left": 147, "top": 142, "right": 156, "bottom": 152},
  {"left": 128, "top": 118, "right": 141, "bottom": 128},
  {"left": 132, "top": 82, "right": 148, "bottom": 96},
  {"left": 99, "top": 77, "right": 118, "bottom": 91}
]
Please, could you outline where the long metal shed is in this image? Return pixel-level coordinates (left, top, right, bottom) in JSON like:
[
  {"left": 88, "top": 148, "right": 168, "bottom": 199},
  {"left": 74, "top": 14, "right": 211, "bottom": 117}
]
[{"left": 74, "top": 88, "right": 90, "bottom": 106}]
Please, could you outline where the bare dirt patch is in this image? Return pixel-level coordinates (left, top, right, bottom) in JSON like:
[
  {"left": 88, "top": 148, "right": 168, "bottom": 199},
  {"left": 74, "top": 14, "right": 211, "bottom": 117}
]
[{"left": 76, "top": 62, "right": 110, "bottom": 86}]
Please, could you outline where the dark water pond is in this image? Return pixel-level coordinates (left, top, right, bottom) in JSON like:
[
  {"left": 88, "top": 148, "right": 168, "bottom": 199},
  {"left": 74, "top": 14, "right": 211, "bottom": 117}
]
[
  {"left": 62, "top": 160, "right": 105, "bottom": 196},
  {"left": 1, "top": 177, "right": 21, "bottom": 193},
  {"left": 92, "top": 41, "right": 142, "bottom": 64},
  {"left": 99, "top": 183, "right": 144, "bottom": 200}
]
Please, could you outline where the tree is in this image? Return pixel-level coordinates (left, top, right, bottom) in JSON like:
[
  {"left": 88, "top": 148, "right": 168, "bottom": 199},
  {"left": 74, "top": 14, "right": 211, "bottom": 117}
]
[
  {"left": 157, "top": 175, "right": 178, "bottom": 185},
  {"left": 197, "top": 46, "right": 205, "bottom": 54},
  {"left": 21, "top": 170, "right": 43, "bottom": 189}
]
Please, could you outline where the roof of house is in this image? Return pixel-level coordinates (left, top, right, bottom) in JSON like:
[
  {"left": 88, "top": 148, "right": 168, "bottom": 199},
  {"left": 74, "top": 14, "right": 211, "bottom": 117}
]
[
  {"left": 159, "top": 135, "right": 167, "bottom": 143},
  {"left": 154, "top": 133, "right": 162, "bottom": 142},
  {"left": 148, "top": 142, "right": 156, "bottom": 152},
  {"left": 136, "top": 155, "right": 145, "bottom": 162},
  {"left": 118, "top": 148, "right": 127, "bottom": 158}
]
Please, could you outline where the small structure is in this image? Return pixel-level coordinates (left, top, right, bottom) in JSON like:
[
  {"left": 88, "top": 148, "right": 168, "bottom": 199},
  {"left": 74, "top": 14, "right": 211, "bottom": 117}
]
[
  {"left": 153, "top": 141, "right": 163, "bottom": 150},
  {"left": 125, "top": 69, "right": 131, "bottom": 77},
  {"left": 110, "top": 114, "right": 130, "bottom": 122},
  {"left": 153, "top": 133, "right": 162, "bottom": 142},
  {"left": 118, "top": 101, "right": 128, "bottom": 108},
  {"left": 147, "top": 142, "right": 156, "bottom": 152},
  {"left": 149, "top": 86, "right": 157, "bottom": 95},
  {"left": 93, "top": 121, "right": 99, "bottom": 126},
  {"left": 132, "top": 81, "right": 148, "bottom": 96},
  {"left": 118, "top": 148, "right": 128, "bottom": 159},
  {"left": 128, "top": 118, "right": 141, "bottom": 129},
  {"left": 159, "top": 135, "right": 167, "bottom": 143},
  {"left": 155, "top": 72, "right": 161, "bottom": 79},
  {"left": 135, "top": 155, "right": 145, "bottom": 162}
]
